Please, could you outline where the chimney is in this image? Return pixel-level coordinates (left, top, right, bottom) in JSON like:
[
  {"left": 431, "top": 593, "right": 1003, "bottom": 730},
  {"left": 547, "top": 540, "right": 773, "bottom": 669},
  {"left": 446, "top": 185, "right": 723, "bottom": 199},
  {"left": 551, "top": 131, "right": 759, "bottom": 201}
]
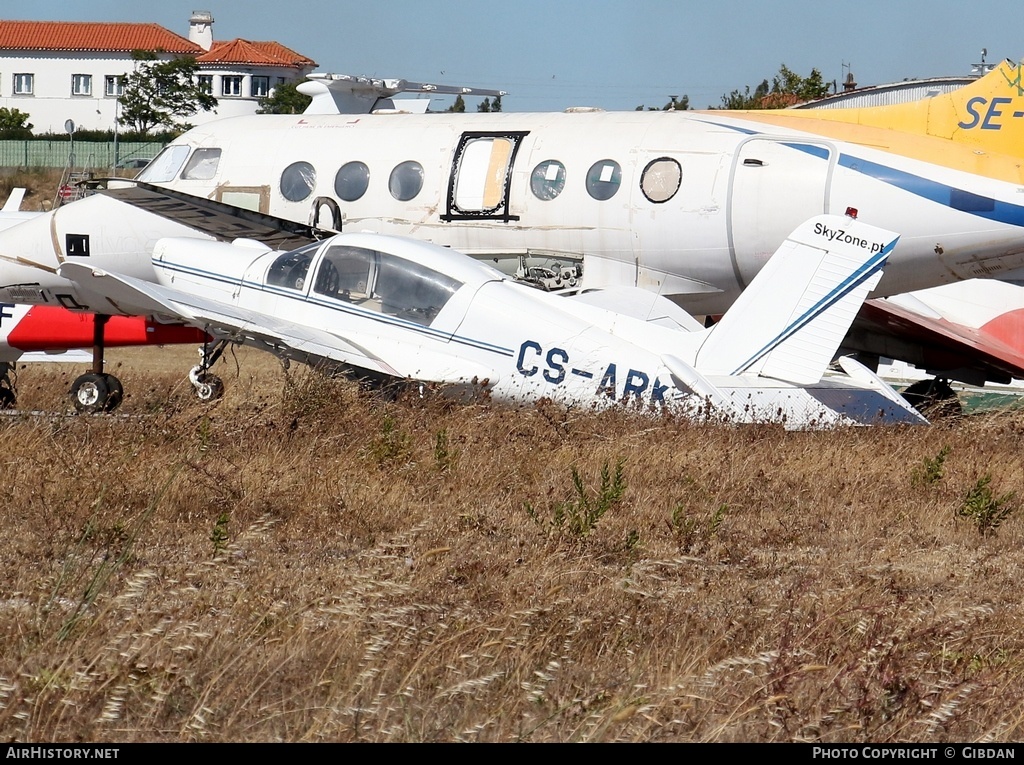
[
  {"left": 843, "top": 72, "right": 858, "bottom": 92},
  {"left": 189, "top": 10, "right": 214, "bottom": 51}
]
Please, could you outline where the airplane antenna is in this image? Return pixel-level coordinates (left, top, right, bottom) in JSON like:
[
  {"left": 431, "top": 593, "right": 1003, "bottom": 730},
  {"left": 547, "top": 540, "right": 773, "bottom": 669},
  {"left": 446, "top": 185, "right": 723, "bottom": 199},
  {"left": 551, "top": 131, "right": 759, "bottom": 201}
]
[{"left": 840, "top": 62, "right": 856, "bottom": 92}]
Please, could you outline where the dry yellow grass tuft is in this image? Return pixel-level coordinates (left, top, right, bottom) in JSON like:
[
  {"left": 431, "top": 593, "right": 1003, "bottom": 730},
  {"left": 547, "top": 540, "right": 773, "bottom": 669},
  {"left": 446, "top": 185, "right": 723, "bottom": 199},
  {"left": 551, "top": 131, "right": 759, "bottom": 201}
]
[{"left": 2, "top": 346, "right": 1024, "bottom": 742}]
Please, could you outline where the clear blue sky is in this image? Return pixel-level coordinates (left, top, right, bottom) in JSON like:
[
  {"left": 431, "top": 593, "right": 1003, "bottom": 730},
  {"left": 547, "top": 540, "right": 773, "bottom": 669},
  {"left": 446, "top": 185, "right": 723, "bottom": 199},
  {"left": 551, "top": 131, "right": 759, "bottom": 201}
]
[{"left": 5, "top": 1, "right": 1019, "bottom": 111}]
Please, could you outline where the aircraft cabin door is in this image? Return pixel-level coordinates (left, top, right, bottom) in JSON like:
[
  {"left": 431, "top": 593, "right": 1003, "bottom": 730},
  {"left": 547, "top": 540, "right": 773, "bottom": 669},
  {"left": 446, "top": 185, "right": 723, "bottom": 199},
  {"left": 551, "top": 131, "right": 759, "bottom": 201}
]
[
  {"left": 728, "top": 138, "right": 834, "bottom": 287},
  {"left": 444, "top": 132, "right": 528, "bottom": 222}
]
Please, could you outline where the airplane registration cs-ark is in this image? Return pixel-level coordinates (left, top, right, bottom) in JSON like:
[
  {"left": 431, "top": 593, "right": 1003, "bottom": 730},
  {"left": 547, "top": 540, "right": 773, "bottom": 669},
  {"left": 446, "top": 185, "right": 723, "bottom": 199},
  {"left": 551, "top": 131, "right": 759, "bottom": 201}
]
[
  {"left": 125, "top": 58, "right": 1024, "bottom": 320},
  {"left": 27, "top": 210, "right": 926, "bottom": 428}
]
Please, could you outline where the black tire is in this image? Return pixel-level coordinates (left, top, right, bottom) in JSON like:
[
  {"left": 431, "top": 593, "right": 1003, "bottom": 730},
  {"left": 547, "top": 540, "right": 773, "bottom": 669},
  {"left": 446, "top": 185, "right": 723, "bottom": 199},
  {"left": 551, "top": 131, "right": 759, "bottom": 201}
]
[
  {"left": 194, "top": 373, "right": 225, "bottom": 402},
  {"left": 901, "top": 378, "right": 962, "bottom": 418},
  {"left": 71, "top": 373, "right": 111, "bottom": 414},
  {"left": 102, "top": 374, "right": 124, "bottom": 411}
]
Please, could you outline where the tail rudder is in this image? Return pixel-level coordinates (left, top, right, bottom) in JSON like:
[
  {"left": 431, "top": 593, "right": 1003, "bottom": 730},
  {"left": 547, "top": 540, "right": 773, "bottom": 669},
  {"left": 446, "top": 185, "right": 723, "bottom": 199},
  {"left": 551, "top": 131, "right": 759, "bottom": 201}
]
[{"left": 695, "top": 214, "right": 899, "bottom": 385}]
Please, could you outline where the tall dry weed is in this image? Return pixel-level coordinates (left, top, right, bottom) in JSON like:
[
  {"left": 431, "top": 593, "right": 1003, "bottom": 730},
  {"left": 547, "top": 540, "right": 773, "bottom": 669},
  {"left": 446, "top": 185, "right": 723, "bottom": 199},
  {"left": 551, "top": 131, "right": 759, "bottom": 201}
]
[{"left": 2, "top": 353, "right": 1024, "bottom": 741}]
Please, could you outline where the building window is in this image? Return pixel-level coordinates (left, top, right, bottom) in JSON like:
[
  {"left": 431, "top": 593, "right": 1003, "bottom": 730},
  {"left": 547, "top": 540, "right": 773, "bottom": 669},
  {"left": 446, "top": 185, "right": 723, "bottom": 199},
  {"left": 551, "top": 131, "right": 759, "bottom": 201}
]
[
  {"left": 197, "top": 75, "right": 213, "bottom": 94},
  {"left": 222, "top": 76, "right": 242, "bottom": 97},
  {"left": 104, "top": 75, "right": 123, "bottom": 97},
  {"left": 72, "top": 74, "right": 92, "bottom": 96},
  {"left": 13, "top": 73, "right": 33, "bottom": 95},
  {"left": 251, "top": 76, "right": 269, "bottom": 98}
]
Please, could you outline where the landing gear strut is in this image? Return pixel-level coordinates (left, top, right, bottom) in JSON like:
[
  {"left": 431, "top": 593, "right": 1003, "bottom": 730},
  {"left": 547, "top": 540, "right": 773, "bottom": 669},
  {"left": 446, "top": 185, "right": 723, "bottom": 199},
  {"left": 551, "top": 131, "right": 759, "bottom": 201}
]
[
  {"left": 189, "top": 338, "right": 228, "bottom": 402},
  {"left": 70, "top": 314, "right": 124, "bottom": 413},
  {"left": 0, "top": 361, "right": 16, "bottom": 409}
]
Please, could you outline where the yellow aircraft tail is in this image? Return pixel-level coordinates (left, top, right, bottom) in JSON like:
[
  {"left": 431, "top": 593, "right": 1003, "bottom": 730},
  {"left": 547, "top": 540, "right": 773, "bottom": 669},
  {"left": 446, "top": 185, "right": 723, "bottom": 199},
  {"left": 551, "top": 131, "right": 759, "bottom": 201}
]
[
  {"left": 724, "top": 58, "right": 1024, "bottom": 180},
  {"left": 804, "top": 58, "right": 1024, "bottom": 158}
]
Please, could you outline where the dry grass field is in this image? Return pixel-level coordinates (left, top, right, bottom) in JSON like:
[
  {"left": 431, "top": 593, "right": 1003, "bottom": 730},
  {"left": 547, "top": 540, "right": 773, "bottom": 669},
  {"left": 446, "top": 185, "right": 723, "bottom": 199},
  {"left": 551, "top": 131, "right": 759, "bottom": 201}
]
[{"left": 2, "top": 345, "right": 1024, "bottom": 742}]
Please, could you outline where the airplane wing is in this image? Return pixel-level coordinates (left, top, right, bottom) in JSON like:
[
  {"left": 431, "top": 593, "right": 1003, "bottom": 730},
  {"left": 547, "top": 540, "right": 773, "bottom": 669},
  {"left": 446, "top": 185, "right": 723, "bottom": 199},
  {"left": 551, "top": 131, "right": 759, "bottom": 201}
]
[
  {"left": 846, "top": 292, "right": 1024, "bottom": 386},
  {"left": 55, "top": 261, "right": 498, "bottom": 385},
  {"left": 58, "top": 261, "right": 406, "bottom": 378}
]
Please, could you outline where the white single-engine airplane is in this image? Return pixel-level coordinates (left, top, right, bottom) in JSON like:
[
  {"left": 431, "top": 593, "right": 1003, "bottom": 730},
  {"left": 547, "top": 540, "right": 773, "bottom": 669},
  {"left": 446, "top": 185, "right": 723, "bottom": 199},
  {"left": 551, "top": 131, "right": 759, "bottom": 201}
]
[
  {"left": 38, "top": 210, "right": 925, "bottom": 427},
  {"left": 2, "top": 61, "right": 1024, "bottom": 410}
]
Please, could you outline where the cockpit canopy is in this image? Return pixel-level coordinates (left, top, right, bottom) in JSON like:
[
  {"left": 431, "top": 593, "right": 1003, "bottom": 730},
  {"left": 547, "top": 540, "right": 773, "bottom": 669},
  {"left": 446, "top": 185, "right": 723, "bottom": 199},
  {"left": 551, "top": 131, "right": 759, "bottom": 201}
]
[{"left": 265, "top": 235, "right": 500, "bottom": 327}]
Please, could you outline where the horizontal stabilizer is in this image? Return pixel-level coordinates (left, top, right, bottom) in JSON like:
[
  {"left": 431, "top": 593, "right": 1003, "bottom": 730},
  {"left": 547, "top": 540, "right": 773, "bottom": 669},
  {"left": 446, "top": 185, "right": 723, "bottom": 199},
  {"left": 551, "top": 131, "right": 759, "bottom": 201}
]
[
  {"left": 567, "top": 287, "right": 704, "bottom": 331},
  {"left": 2, "top": 188, "right": 25, "bottom": 212},
  {"left": 696, "top": 214, "right": 898, "bottom": 385}
]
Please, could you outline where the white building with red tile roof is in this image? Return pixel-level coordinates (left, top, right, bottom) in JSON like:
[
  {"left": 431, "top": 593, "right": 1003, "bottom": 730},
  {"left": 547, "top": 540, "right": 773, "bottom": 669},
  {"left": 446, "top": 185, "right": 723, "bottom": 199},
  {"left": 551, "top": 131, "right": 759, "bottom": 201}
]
[{"left": 0, "top": 11, "right": 317, "bottom": 134}]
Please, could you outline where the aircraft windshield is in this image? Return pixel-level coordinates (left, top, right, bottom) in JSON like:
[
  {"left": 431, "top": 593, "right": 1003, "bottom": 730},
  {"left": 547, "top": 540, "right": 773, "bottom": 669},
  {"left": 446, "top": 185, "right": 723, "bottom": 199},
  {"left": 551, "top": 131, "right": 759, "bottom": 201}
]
[
  {"left": 137, "top": 145, "right": 191, "bottom": 183},
  {"left": 312, "top": 245, "right": 463, "bottom": 326}
]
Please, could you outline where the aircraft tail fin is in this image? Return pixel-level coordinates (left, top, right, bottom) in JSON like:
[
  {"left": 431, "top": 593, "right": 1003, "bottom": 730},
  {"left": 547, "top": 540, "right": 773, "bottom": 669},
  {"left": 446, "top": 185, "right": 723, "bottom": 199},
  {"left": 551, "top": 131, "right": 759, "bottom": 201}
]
[
  {"left": 784, "top": 58, "right": 1024, "bottom": 161},
  {"left": 1, "top": 187, "right": 25, "bottom": 212},
  {"left": 695, "top": 214, "right": 899, "bottom": 385}
]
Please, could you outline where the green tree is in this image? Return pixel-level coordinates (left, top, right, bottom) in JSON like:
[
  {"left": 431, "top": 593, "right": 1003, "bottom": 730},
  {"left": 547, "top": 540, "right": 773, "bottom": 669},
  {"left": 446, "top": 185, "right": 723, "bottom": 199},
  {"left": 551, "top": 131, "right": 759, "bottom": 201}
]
[
  {"left": 476, "top": 94, "right": 503, "bottom": 113},
  {"left": 719, "top": 64, "right": 832, "bottom": 110},
  {"left": 117, "top": 51, "right": 218, "bottom": 136},
  {"left": 720, "top": 79, "right": 770, "bottom": 109},
  {"left": 256, "top": 79, "right": 312, "bottom": 114},
  {"left": 0, "top": 107, "right": 32, "bottom": 138},
  {"left": 447, "top": 94, "right": 466, "bottom": 113}
]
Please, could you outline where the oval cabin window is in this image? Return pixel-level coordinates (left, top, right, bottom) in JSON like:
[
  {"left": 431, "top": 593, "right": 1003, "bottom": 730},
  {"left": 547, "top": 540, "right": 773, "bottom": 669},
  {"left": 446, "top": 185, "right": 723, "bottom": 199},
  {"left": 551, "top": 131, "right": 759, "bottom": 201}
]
[
  {"left": 389, "top": 161, "right": 424, "bottom": 201},
  {"left": 335, "top": 161, "right": 370, "bottom": 202},
  {"left": 530, "top": 160, "right": 566, "bottom": 201},
  {"left": 639, "top": 157, "right": 681, "bottom": 203},
  {"left": 586, "top": 160, "right": 622, "bottom": 201},
  {"left": 280, "top": 161, "right": 316, "bottom": 202}
]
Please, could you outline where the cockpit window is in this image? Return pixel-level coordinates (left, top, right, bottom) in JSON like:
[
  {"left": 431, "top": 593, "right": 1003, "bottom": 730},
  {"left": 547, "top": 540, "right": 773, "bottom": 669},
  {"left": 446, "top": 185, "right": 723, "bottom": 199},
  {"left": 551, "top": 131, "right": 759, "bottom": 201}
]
[
  {"left": 586, "top": 159, "right": 622, "bottom": 201},
  {"left": 180, "top": 148, "right": 222, "bottom": 180},
  {"left": 389, "top": 161, "right": 424, "bottom": 201},
  {"left": 136, "top": 145, "right": 190, "bottom": 183},
  {"left": 639, "top": 157, "right": 681, "bottom": 203},
  {"left": 312, "top": 245, "right": 462, "bottom": 327},
  {"left": 267, "top": 242, "right": 319, "bottom": 291},
  {"left": 314, "top": 245, "right": 373, "bottom": 301},
  {"left": 530, "top": 160, "right": 566, "bottom": 200},
  {"left": 280, "top": 161, "right": 316, "bottom": 202}
]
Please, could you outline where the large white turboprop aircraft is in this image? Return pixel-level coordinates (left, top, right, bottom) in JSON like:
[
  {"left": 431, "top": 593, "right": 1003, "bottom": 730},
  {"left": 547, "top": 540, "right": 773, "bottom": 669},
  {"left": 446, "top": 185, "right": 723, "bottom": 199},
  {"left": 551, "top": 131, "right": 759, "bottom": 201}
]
[
  {"left": 48, "top": 212, "right": 925, "bottom": 427},
  {"left": 130, "top": 58, "right": 1024, "bottom": 321}
]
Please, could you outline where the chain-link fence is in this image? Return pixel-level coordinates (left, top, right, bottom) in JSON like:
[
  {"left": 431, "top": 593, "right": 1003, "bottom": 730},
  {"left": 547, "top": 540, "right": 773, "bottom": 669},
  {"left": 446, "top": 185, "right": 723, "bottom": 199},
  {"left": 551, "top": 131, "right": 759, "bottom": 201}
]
[{"left": 0, "top": 140, "right": 165, "bottom": 169}]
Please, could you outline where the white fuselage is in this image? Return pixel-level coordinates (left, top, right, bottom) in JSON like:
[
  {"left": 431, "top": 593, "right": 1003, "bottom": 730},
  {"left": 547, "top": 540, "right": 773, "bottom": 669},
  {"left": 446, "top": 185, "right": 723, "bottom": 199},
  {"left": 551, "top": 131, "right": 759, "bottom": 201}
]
[{"left": 138, "top": 109, "right": 1024, "bottom": 314}]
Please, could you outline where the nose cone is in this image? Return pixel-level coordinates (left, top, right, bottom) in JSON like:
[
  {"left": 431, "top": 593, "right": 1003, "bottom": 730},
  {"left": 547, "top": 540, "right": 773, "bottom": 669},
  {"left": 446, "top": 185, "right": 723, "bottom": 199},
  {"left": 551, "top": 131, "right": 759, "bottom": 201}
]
[
  {"left": 0, "top": 209, "right": 65, "bottom": 302},
  {"left": 0, "top": 193, "right": 216, "bottom": 306}
]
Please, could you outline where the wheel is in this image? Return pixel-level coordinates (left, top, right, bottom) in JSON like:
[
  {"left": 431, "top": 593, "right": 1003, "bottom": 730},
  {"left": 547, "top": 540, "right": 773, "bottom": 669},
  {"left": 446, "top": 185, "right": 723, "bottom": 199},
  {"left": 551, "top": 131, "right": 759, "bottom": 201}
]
[
  {"left": 70, "top": 372, "right": 122, "bottom": 413},
  {"left": 102, "top": 374, "right": 124, "bottom": 411},
  {"left": 193, "top": 372, "right": 224, "bottom": 402},
  {"left": 901, "top": 378, "right": 962, "bottom": 418}
]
